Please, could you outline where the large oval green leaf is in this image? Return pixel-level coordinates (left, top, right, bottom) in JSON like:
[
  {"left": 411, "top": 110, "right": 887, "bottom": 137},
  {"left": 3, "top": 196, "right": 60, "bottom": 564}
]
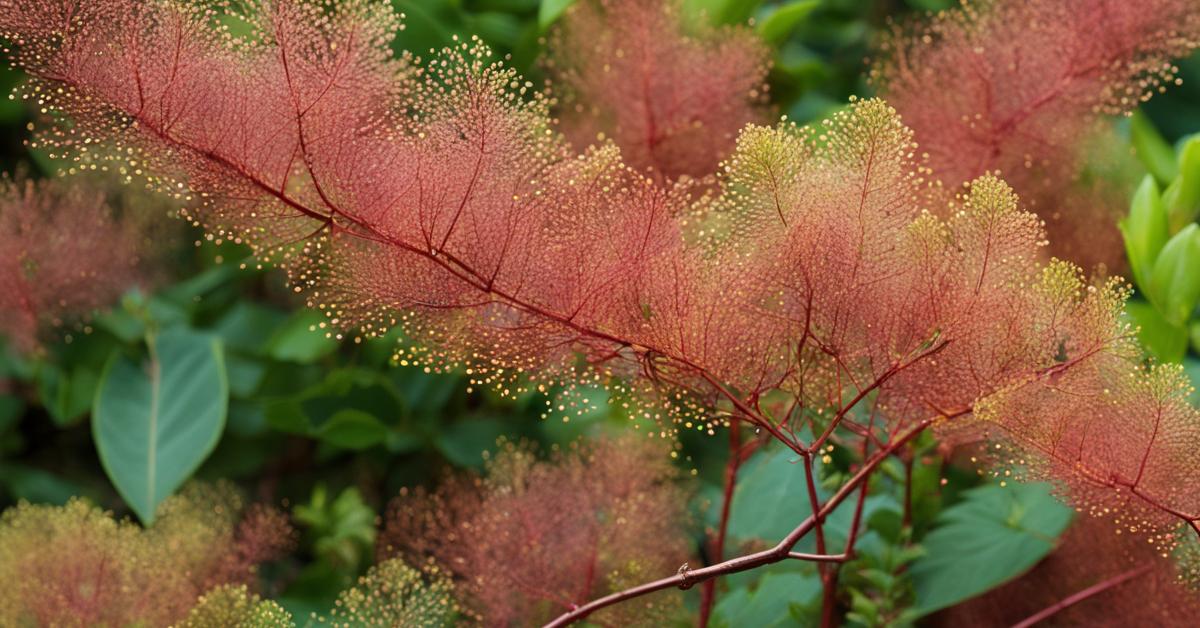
[
  {"left": 909, "top": 481, "right": 1073, "bottom": 616},
  {"left": 93, "top": 329, "right": 228, "bottom": 524}
]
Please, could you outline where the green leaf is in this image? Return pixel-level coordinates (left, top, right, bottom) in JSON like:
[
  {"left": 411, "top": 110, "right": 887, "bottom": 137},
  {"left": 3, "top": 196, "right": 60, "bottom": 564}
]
[
  {"left": 1149, "top": 223, "right": 1200, "bottom": 325},
  {"left": 157, "top": 264, "right": 241, "bottom": 307},
  {"left": 0, "top": 67, "right": 25, "bottom": 123},
  {"left": 36, "top": 362, "right": 102, "bottom": 427},
  {"left": 224, "top": 354, "right": 268, "bottom": 398},
  {"left": 435, "top": 417, "right": 506, "bottom": 467},
  {"left": 909, "top": 482, "right": 1073, "bottom": 615},
  {"left": 758, "top": 1, "right": 818, "bottom": 46},
  {"left": 0, "top": 462, "right": 83, "bottom": 505},
  {"left": 316, "top": 409, "right": 388, "bottom": 450},
  {"left": 1131, "top": 110, "right": 1178, "bottom": 185},
  {"left": 212, "top": 301, "right": 287, "bottom": 355},
  {"left": 470, "top": 12, "right": 523, "bottom": 49},
  {"left": 726, "top": 444, "right": 899, "bottom": 550},
  {"left": 538, "top": 0, "right": 576, "bottom": 29},
  {"left": 265, "top": 399, "right": 312, "bottom": 435},
  {"left": 684, "top": 0, "right": 764, "bottom": 24},
  {"left": 904, "top": 0, "right": 955, "bottom": 9},
  {"left": 713, "top": 569, "right": 822, "bottom": 627},
  {"left": 294, "top": 485, "right": 377, "bottom": 573},
  {"left": 93, "top": 329, "right": 228, "bottom": 524},
  {"left": 726, "top": 446, "right": 810, "bottom": 541},
  {"left": 1126, "top": 300, "right": 1188, "bottom": 363},
  {"left": 1164, "top": 136, "right": 1200, "bottom": 232},
  {"left": 1119, "top": 175, "right": 1169, "bottom": 293},
  {"left": 266, "top": 310, "right": 339, "bottom": 364},
  {"left": 0, "top": 394, "right": 23, "bottom": 435},
  {"left": 393, "top": 0, "right": 462, "bottom": 56}
]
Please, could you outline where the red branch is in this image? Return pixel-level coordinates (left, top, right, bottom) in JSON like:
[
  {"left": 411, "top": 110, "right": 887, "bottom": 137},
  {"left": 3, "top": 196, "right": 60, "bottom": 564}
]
[
  {"left": 698, "top": 418, "right": 746, "bottom": 628},
  {"left": 543, "top": 417, "right": 936, "bottom": 628},
  {"left": 1010, "top": 564, "right": 1152, "bottom": 628}
]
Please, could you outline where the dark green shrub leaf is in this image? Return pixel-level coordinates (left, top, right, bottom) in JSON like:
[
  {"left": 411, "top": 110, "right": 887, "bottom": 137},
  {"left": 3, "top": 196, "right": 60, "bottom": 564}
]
[
  {"left": 908, "top": 482, "right": 1072, "bottom": 615},
  {"left": 93, "top": 329, "right": 228, "bottom": 523},
  {"left": 435, "top": 417, "right": 507, "bottom": 467},
  {"left": 758, "top": 0, "right": 818, "bottom": 45},
  {"left": 317, "top": 409, "right": 389, "bottom": 450},
  {"left": 713, "top": 569, "right": 822, "bottom": 627}
]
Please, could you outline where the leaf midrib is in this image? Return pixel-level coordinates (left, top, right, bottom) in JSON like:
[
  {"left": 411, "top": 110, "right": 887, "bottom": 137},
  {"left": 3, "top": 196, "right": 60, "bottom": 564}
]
[{"left": 145, "top": 336, "right": 162, "bottom": 515}]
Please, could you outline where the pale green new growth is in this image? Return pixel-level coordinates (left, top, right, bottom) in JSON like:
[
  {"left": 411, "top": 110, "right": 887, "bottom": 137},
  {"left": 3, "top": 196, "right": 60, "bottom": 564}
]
[
  {"left": 322, "top": 559, "right": 458, "bottom": 627},
  {"left": 177, "top": 585, "right": 294, "bottom": 628}
]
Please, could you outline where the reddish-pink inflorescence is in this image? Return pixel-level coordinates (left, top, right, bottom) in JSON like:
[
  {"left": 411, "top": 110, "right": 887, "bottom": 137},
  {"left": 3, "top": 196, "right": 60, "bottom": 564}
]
[
  {"left": 379, "top": 436, "right": 690, "bottom": 626},
  {"left": 0, "top": 175, "right": 143, "bottom": 352},
  {"left": 5, "top": 0, "right": 1200, "bottom": 617},
  {"left": 545, "top": 0, "right": 770, "bottom": 181},
  {"left": 874, "top": 0, "right": 1200, "bottom": 271},
  {"left": 0, "top": 482, "right": 293, "bottom": 627}
]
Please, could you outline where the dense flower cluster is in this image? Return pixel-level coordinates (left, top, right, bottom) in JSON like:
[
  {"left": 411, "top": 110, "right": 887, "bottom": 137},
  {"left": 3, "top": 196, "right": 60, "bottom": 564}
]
[
  {"left": 178, "top": 585, "right": 293, "bottom": 628},
  {"left": 0, "top": 175, "right": 145, "bottom": 351},
  {"left": 874, "top": 0, "right": 1200, "bottom": 271},
  {"left": 545, "top": 0, "right": 769, "bottom": 180},
  {"left": 0, "top": 482, "right": 291, "bottom": 627},
  {"left": 379, "top": 436, "right": 689, "bottom": 625},
  {"left": 323, "top": 558, "right": 458, "bottom": 627}
]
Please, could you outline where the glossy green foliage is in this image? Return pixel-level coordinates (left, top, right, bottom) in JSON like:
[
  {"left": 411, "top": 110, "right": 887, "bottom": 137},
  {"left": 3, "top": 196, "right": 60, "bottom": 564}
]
[
  {"left": 1124, "top": 113, "right": 1200, "bottom": 361},
  {"left": 908, "top": 483, "right": 1073, "bottom": 615},
  {"left": 93, "top": 329, "right": 228, "bottom": 524}
]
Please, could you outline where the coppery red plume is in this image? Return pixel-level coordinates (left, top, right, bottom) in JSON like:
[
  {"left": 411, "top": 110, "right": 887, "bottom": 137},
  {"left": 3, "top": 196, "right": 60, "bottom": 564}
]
[
  {"left": 0, "top": 175, "right": 143, "bottom": 352},
  {"left": 546, "top": 0, "right": 770, "bottom": 180},
  {"left": 3, "top": 0, "right": 1197, "bottom": 552},
  {"left": 3, "top": 0, "right": 1200, "bottom": 623},
  {"left": 380, "top": 436, "right": 689, "bottom": 626},
  {"left": 874, "top": 0, "right": 1200, "bottom": 271}
]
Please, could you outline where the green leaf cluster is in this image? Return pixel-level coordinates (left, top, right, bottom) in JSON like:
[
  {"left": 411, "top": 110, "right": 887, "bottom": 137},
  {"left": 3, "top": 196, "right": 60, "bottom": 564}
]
[{"left": 1122, "top": 112, "right": 1200, "bottom": 361}]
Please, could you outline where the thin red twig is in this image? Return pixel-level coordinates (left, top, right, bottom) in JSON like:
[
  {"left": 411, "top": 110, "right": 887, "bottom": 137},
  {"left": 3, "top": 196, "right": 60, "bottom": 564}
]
[
  {"left": 698, "top": 418, "right": 744, "bottom": 628},
  {"left": 542, "top": 418, "right": 935, "bottom": 628},
  {"left": 1010, "top": 564, "right": 1153, "bottom": 628}
]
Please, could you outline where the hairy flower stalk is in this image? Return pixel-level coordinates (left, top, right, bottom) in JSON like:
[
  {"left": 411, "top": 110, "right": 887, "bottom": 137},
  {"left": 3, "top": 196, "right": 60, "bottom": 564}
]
[{"left": 4, "top": 0, "right": 1200, "bottom": 623}]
